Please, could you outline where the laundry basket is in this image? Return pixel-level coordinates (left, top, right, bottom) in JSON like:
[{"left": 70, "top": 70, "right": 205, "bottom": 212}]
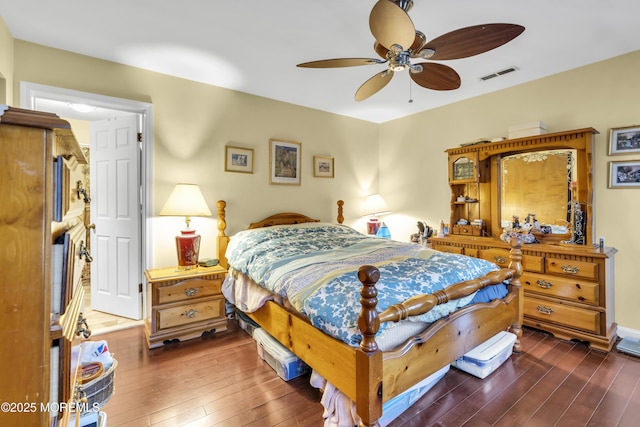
[{"left": 79, "top": 358, "right": 117, "bottom": 413}]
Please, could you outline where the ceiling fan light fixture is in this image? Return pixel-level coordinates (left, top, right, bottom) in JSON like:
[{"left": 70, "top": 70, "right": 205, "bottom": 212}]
[
  {"left": 392, "top": 0, "right": 413, "bottom": 12},
  {"left": 410, "top": 63, "right": 423, "bottom": 73}
]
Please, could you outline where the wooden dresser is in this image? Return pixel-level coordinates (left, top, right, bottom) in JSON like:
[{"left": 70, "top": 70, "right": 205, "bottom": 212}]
[
  {"left": 144, "top": 265, "right": 228, "bottom": 348},
  {"left": 435, "top": 128, "right": 617, "bottom": 352},
  {"left": 430, "top": 235, "right": 617, "bottom": 351},
  {"left": 0, "top": 106, "right": 91, "bottom": 426}
]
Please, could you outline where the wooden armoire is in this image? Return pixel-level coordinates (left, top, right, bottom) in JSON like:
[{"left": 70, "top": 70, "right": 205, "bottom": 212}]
[{"left": 0, "top": 106, "right": 91, "bottom": 426}]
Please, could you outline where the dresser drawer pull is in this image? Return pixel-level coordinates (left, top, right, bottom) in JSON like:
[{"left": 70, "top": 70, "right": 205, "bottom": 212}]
[
  {"left": 493, "top": 255, "right": 507, "bottom": 263},
  {"left": 536, "top": 279, "right": 553, "bottom": 289},
  {"left": 183, "top": 309, "right": 198, "bottom": 318},
  {"left": 76, "top": 313, "right": 92, "bottom": 338},
  {"left": 77, "top": 180, "right": 91, "bottom": 203},
  {"left": 561, "top": 264, "right": 580, "bottom": 274},
  {"left": 184, "top": 287, "right": 199, "bottom": 297},
  {"left": 536, "top": 305, "right": 554, "bottom": 315},
  {"left": 78, "top": 241, "right": 93, "bottom": 263}
]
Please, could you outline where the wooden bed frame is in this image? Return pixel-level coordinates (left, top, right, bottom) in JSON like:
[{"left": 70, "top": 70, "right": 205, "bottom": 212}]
[{"left": 216, "top": 200, "right": 523, "bottom": 426}]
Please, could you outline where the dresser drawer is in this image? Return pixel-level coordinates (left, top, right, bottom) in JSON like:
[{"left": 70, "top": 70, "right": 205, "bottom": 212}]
[
  {"left": 524, "top": 297, "right": 600, "bottom": 334},
  {"left": 156, "top": 297, "right": 225, "bottom": 330},
  {"left": 545, "top": 258, "right": 598, "bottom": 280},
  {"left": 155, "top": 277, "right": 222, "bottom": 305},
  {"left": 478, "top": 248, "right": 544, "bottom": 273},
  {"left": 521, "top": 272, "right": 599, "bottom": 306},
  {"left": 432, "top": 244, "right": 464, "bottom": 254}
]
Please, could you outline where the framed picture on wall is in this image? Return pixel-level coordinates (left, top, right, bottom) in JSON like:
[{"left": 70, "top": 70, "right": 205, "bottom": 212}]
[
  {"left": 313, "top": 156, "right": 334, "bottom": 178},
  {"left": 225, "top": 145, "right": 254, "bottom": 173},
  {"left": 269, "top": 139, "right": 301, "bottom": 185},
  {"left": 609, "top": 125, "right": 640, "bottom": 155},
  {"left": 608, "top": 160, "right": 640, "bottom": 188}
]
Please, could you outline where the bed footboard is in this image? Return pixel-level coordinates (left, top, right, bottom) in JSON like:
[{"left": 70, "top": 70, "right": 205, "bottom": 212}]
[{"left": 355, "top": 236, "right": 523, "bottom": 426}]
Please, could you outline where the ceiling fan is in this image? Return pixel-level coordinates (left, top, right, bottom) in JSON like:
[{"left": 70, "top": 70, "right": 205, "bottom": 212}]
[{"left": 297, "top": 0, "right": 525, "bottom": 101}]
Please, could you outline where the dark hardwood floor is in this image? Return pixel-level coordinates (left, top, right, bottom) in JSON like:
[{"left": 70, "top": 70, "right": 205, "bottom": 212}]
[{"left": 94, "top": 321, "right": 640, "bottom": 426}]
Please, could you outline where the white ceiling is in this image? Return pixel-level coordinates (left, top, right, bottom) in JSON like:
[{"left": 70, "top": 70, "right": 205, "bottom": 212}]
[{"left": 2, "top": 0, "right": 639, "bottom": 123}]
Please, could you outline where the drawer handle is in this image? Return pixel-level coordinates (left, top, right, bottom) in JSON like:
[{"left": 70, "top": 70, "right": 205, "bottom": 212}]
[
  {"left": 76, "top": 313, "right": 92, "bottom": 338},
  {"left": 184, "top": 287, "right": 199, "bottom": 297},
  {"left": 493, "top": 255, "right": 507, "bottom": 263},
  {"left": 561, "top": 264, "right": 580, "bottom": 274},
  {"left": 536, "top": 279, "right": 553, "bottom": 289},
  {"left": 183, "top": 309, "right": 198, "bottom": 319},
  {"left": 536, "top": 305, "right": 554, "bottom": 315},
  {"left": 77, "top": 180, "right": 91, "bottom": 203},
  {"left": 78, "top": 241, "right": 93, "bottom": 263}
]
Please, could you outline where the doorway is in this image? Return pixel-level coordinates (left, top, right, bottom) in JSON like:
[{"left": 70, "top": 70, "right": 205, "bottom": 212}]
[{"left": 20, "top": 82, "right": 153, "bottom": 331}]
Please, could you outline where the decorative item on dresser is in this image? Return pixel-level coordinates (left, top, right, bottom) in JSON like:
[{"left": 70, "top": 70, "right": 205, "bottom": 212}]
[
  {"left": 159, "top": 183, "right": 212, "bottom": 269},
  {"left": 144, "top": 264, "right": 228, "bottom": 348},
  {"left": 0, "top": 106, "right": 92, "bottom": 426},
  {"left": 432, "top": 127, "right": 618, "bottom": 352}
]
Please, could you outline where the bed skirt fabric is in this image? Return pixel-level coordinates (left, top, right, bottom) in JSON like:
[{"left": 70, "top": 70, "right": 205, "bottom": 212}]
[{"left": 310, "top": 365, "right": 450, "bottom": 427}]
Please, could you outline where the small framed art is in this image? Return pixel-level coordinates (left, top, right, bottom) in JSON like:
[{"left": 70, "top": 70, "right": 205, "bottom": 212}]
[
  {"left": 609, "top": 125, "right": 640, "bottom": 155},
  {"left": 270, "top": 138, "right": 301, "bottom": 185},
  {"left": 608, "top": 160, "right": 640, "bottom": 188},
  {"left": 225, "top": 145, "right": 254, "bottom": 173},
  {"left": 313, "top": 156, "right": 334, "bottom": 178}
]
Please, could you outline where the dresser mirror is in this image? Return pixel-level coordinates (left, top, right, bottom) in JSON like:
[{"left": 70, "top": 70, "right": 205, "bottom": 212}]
[
  {"left": 445, "top": 128, "right": 597, "bottom": 245},
  {"left": 500, "top": 149, "right": 576, "bottom": 234}
]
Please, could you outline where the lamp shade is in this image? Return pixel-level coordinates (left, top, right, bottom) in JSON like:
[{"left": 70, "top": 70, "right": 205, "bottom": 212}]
[
  {"left": 362, "top": 194, "right": 391, "bottom": 216},
  {"left": 159, "top": 183, "right": 212, "bottom": 219},
  {"left": 159, "top": 183, "right": 212, "bottom": 269}
]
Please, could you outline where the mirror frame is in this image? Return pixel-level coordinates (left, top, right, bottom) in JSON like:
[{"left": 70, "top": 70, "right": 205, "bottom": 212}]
[{"left": 446, "top": 128, "right": 598, "bottom": 245}]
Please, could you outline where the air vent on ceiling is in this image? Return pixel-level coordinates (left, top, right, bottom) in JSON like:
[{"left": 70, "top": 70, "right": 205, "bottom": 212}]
[{"left": 480, "top": 66, "right": 519, "bottom": 81}]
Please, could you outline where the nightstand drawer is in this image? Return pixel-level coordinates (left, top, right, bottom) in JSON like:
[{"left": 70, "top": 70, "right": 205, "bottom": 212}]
[
  {"left": 524, "top": 297, "right": 600, "bottom": 334},
  {"left": 155, "top": 277, "right": 222, "bottom": 305},
  {"left": 546, "top": 258, "right": 598, "bottom": 280},
  {"left": 156, "top": 297, "right": 225, "bottom": 330},
  {"left": 521, "top": 272, "right": 599, "bottom": 305}
]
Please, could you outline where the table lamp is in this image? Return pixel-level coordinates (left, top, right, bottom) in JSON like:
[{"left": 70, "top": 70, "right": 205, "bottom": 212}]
[
  {"left": 362, "top": 194, "right": 391, "bottom": 235},
  {"left": 159, "top": 183, "right": 212, "bottom": 269}
]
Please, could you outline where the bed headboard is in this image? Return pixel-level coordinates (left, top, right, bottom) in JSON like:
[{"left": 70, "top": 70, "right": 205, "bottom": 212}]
[
  {"left": 248, "top": 212, "right": 320, "bottom": 229},
  {"left": 215, "top": 199, "right": 344, "bottom": 268}
]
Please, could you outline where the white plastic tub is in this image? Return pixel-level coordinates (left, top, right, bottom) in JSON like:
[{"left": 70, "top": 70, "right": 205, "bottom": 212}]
[
  {"left": 452, "top": 331, "right": 517, "bottom": 379},
  {"left": 253, "top": 328, "right": 310, "bottom": 381}
]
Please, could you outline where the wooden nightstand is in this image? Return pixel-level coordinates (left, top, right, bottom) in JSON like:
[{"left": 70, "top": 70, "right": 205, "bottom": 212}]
[{"left": 144, "top": 264, "right": 228, "bottom": 348}]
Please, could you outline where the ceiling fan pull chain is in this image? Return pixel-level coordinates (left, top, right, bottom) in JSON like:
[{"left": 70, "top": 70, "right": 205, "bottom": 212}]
[{"left": 408, "top": 76, "right": 413, "bottom": 103}]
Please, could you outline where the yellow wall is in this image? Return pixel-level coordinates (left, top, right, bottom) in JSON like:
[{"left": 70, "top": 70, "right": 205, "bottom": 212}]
[
  {"left": 12, "top": 40, "right": 379, "bottom": 265},
  {"left": 7, "top": 26, "right": 639, "bottom": 333},
  {"left": 0, "top": 17, "right": 14, "bottom": 104},
  {"left": 379, "top": 50, "right": 640, "bottom": 332}
]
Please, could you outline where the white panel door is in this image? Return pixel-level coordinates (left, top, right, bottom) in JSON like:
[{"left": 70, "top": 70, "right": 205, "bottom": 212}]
[{"left": 90, "top": 116, "right": 142, "bottom": 319}]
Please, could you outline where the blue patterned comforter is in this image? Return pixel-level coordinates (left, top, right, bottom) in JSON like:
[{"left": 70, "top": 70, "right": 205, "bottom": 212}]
[{"left": 226, "top": 223, "right": 500, "bottom": 346}]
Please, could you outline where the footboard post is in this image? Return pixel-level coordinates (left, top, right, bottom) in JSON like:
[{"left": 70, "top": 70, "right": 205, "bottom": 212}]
[
  {"left": 356, "top": 265, "right": 383, "bottom": 427},
  {"left": 508, "top": 236, "right": 524, "bottom": 353}
]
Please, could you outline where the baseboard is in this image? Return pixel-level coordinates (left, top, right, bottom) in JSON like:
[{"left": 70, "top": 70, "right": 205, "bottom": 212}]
[{"left": 617, "top": 325, "right": 640, "bottom": 340}]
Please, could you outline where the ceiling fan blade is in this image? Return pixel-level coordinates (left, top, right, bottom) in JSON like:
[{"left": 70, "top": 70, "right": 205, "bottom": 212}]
[
  {"left": 410, "top": 63, "right": 461, "bottom": 91},
  {"left": 297, "top": 58, "right": 383, "bottom": 68},
  {"left": 355, "top": 70, "right": 394, "bottom": 102},
  {"left": 424, "top": 24, "right": 525, "bottom": 60},
  {"left": 373, "top": 42, "right": 389, "bottom": 59},
  {"left": 369, "top": 0, "right": 415, "bottom": 51}
]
